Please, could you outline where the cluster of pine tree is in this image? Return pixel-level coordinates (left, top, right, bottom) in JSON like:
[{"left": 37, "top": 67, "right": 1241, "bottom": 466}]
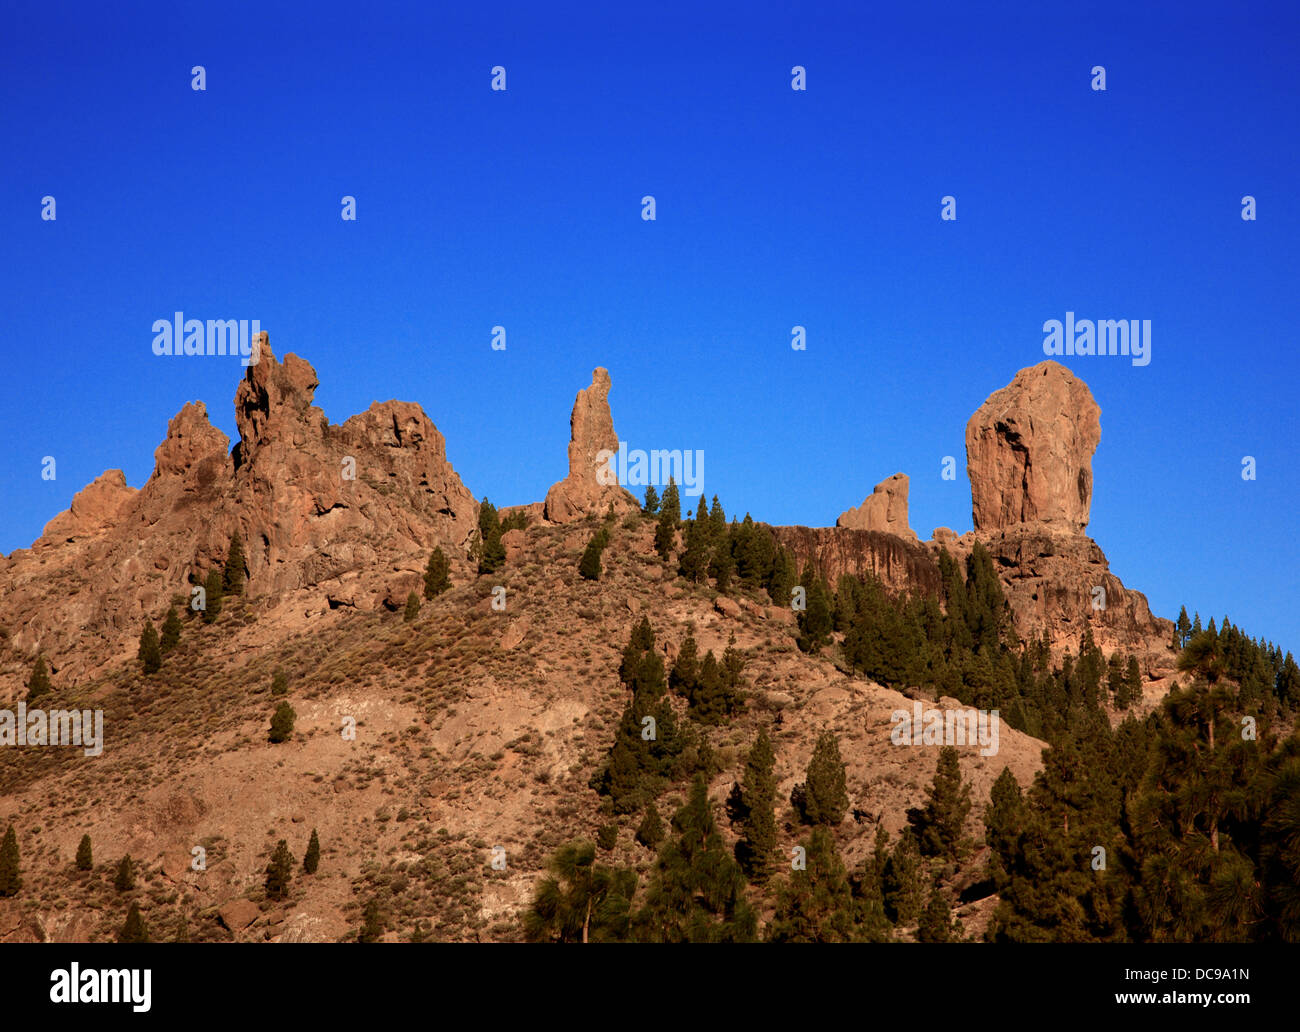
[
  {"left": 812, "top": 545, "right": 1250, "bottom": 739},
  {"left": 587, "top": 618, "right": 713, "bottom": 814},
  {"left": 651, "top": 480, "right": 799, "bottom": 604},
  {"left": 533, "top": 719, "right": 977, "bottom": 942},
  {"left": 983, "top": 619, "right": 1300, "bottom": 942}
]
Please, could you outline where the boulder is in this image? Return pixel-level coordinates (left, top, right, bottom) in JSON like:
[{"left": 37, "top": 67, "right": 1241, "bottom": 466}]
[
  {"left": 966, "top": 361, "right": 1101, "bottom": 532},
  {"left": 218, "top": 899, "right": 260, "bottom": 932}
]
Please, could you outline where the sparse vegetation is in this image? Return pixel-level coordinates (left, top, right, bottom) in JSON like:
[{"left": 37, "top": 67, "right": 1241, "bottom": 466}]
[{"left": 269, "top": 703, "right": 296, "bottom": 743}]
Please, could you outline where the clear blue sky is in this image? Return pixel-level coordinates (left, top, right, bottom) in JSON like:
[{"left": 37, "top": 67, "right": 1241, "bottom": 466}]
[{"left": 2, "top": 0, "right": 1297, "bottom": 650}]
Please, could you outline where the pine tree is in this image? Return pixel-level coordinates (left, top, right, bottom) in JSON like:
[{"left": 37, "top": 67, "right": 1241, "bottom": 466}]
[
  {"left": 160, "top": 606, "right": 182, "bottom": 654},
  {"left": 908, "top": 746, "right": 973, "bottom": 861},
  {"left": 708, "top": 538, "right": 734, "bottom": 592},
  {"left": 1120, "top": 655, "right": 1143, "bottom": 710},
  {"left": 271, "top": 668, "right": 289, "bottom": 696},
  {"left": 668, "top": 632, "right": 700, "bottom": 699},
  {"left": 983, "top": 767, "right": 1025, "bottom": 887},
  {"left": 633, "top": 776, "right": 757, "bottom": 942},
  {"left": 689, "top": 642, "right": 743, "bottom": 725},
  {"left": 118, "top": 902, "right": 149, "bottom": 943},
  {"left": 1106, "top": 652, "right": 1126, "bottom": 705},
  {"left": 636, "top": 803, "right": 665, "bottom": 850},
  {"left": 768, "top": 827, "right": 862, "bottom": 942},
  {"left": 75, "top": 834, "right": 93, "bottom": 872},
  {"left": 642, "top": 485, "right": 660, "bottom": 516},
  {"left": 137, "top": 620, "right": 162, "bottom": 674},
  {"left": 202, "top": 568, "right": 224, "bottom": 623},
  {"left": 660, "top": 478, "right": 680, "bottom": 527},
  {"left": 477, "top": 498, "right": 506, "bottom": 574},
  {"left": 223, "top": 530, "right": 246, "bottom": 595},
  {"left": 359, "top": 899, "right": 385, "bottom": 942},
  {"left": 708, "top": 495, "right": 726, "bottom": 539},
  {"left": 303, "top": 829, "right": 320, "bottom": 874},
  {"left": 883, "top": 826, "right": 927, "bottom": 925},
  {"left": 735, "top": 729, "right": 778, "bottom": 880},
  {"left": 579, "top": 527, "right": 609, "bottom": 581},
  {"left": 917, "top": 886, "right": 954, "bottom": 942},
  {"left": 1277, "top": 652, "right": 1300, "bottom": 711},
  {"left": 403, "top": 591, "right": 421, "bottom": 622},
  {"left": 597, "top": 824, "right": 618, "bottom": 851},
  {"left": 767, "top": 546, "right": 798, "bottom": 608},
  {"left": 1176, "top": 605, "right": 1192, "bottom": 647},
  {"left": 677, "top": 516, "right": 710, "bottom": 583},
  {"left": 524, "top": 842, "right": 637, "bottom": 943},
  {"left": 270, "top": 702, "right": 296, "bottom": 743},
  {"left": 114, "top": 855, "right": 135, "bottom": 892},
  {"left": 654, "top": 478, "right": 680, "bottom": 560},
  {"left": 0, "top": 825, "right": 20, "bottom": 897},
  {"left": 796, "top": 563, "right": 833, "bottom": 652},
  {"left": 423, "top": 547, "right": 452, "bottom": 598},
  {"left": 26, "top": 655, "right": 51, "bottom": 702},
  {"left": 802, "top": 732, "right": 849, "bottom": 826},
  {"left": 265, "top": 839, "right": 294, "bottom": 900}
]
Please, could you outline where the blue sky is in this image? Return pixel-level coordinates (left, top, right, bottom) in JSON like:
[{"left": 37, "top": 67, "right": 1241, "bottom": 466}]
[{"left": 2, "top": 0, "right": 1297, "bottom": 650}]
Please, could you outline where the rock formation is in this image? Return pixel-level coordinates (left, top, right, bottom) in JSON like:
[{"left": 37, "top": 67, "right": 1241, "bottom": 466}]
[
  {"left": 959, "top": 361, "right": 1172, "bottom": 670},
  {"left": 965, "top": 361, "right": 1100, "bottom": 532},
  {"left": 35, "top": 470, "right": 137, "bottom": 548},
  {"left": 837, "top": 472, "right": 916, "bottom": 540},
  {"left": 772, "top": 525, "right": 941, "bottom": 598},
  {"left": 0, "top": 333, "right": 479, "bottom": 682},
  {"left": 543, "top": 368, "right": 639, "bottom": 523}
]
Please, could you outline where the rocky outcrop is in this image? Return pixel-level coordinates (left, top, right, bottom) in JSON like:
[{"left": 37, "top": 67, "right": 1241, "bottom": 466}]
[
  {"left": 35, "top": 470, "right": 137, "bottom": 548},
  {"left": 966, "top": 361, "right": 1100, "bottom": 532},
  {"left": 543, "top": 368, "right": 639, "bottom": 523},
  {"left": 0, "top": 333, "right": 479, "bottom": 684},
  {"left": 960, "top": 361, "right": 1173, "bottom": 669},
  {"left": 928, "top": 526, "right": 1174, "bottom": 671},
  {"left": 772, "top": 525, "right": 941, "bottom": 598},
  {"left": 837, "top": 473, "right": 916, "bottom": 540}
]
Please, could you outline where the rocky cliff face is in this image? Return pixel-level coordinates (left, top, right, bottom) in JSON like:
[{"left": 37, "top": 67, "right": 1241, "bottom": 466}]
[
  {"left": 0, "top": 334, "right": 479, "bottom": 683},
  {"left": 543, "top": 367, "right": 639, "bottom": 523},
  {"left": 773, "top": 525, "right": 941, "bottom": 598},
  {"left": 837, "top": 473, "right": 916, "bottom": 540}
]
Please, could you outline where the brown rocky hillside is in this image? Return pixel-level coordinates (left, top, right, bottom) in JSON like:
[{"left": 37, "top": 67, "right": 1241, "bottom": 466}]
[{"left": 0, "top": 340, "right": 1178, "bottom": 941}]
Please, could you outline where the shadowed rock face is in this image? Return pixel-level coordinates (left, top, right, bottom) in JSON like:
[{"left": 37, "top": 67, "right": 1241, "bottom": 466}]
[
  {"left": 772, "top": 525, "right": 941, "bottom": 598},
  {"left": 966, "top": 361, "right": 1101, "bottom": 533},
  {"left": 543, "top": 367, "right": 639, "bottom": 523},
  {"left": 0, "top": 334, "right": 479, "bottom": 682},
  {"left": 931, "top": 525, "right": 1175, "bottom": 674},
  {"left": 837, "top": 473, "right": 916, "bottom": 540}
]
